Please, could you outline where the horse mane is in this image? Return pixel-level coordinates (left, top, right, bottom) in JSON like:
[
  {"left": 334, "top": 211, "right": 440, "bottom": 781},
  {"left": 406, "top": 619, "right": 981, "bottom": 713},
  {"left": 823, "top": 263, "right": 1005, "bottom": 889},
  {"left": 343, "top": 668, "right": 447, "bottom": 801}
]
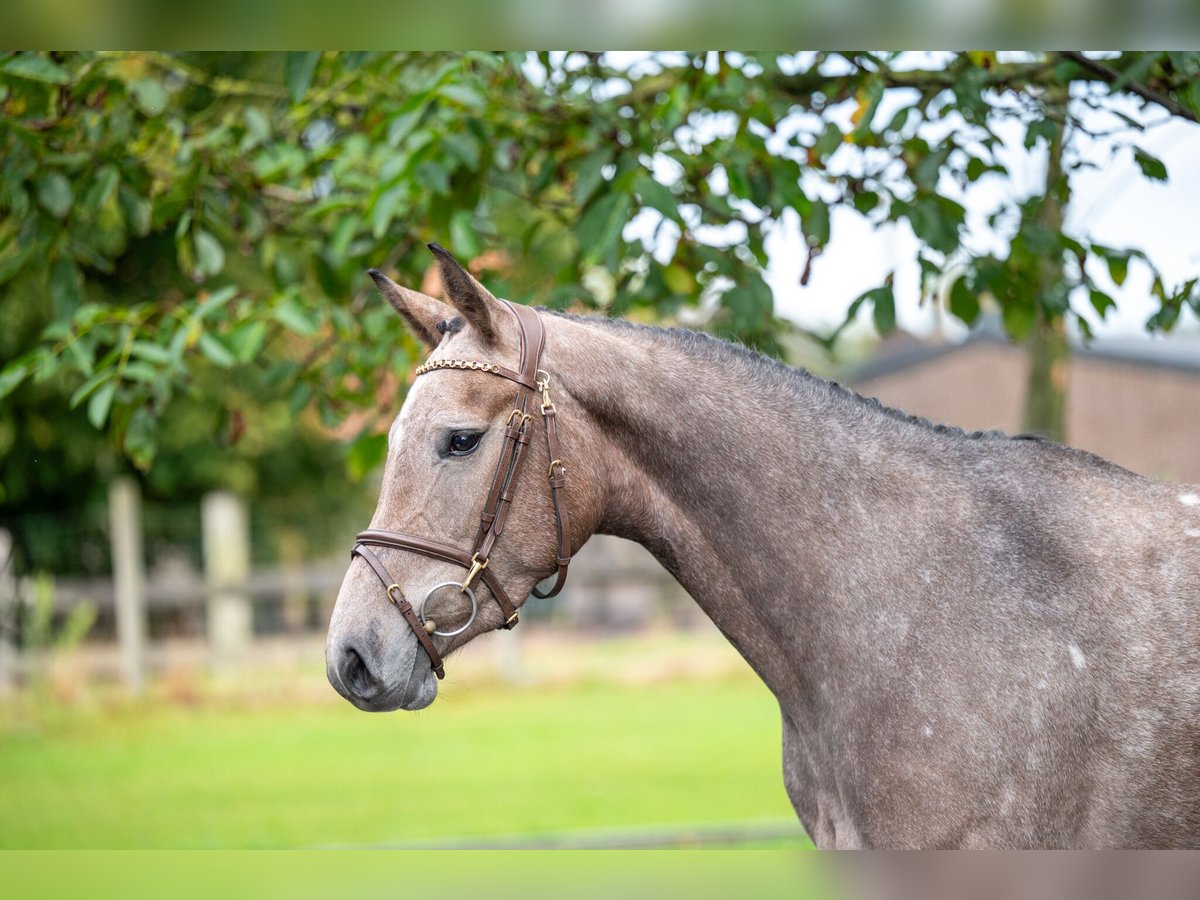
[
  {"left": 547, "top": 309, "right": 1139, "bottom": 475},
  {"left": 548, "top": 309, "right": 1036, "bottom": 442}
]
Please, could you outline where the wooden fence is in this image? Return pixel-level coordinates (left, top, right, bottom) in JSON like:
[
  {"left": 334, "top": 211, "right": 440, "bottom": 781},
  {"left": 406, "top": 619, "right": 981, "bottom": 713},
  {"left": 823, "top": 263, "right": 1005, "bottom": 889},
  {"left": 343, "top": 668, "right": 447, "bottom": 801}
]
[{"left": 0, "top": 480, "right": 698, "bottom": 693}]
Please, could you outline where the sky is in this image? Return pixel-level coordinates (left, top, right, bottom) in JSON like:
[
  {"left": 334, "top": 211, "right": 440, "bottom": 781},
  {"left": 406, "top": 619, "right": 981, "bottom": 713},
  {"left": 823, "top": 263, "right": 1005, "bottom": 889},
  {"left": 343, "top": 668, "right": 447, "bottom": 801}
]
[
  {"left": 761, "top": 59, "right": 1200, "bottom": 343},
  {"left": 595, "top": 52, "right": 1200, "bottom": 345}
]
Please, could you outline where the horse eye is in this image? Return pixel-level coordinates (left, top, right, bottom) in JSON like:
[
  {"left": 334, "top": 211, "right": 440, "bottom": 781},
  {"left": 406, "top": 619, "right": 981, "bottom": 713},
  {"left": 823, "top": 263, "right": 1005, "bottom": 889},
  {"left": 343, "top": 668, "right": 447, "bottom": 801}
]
[{"left": 447, "top": 432, "right": 482, "bottom": 456}]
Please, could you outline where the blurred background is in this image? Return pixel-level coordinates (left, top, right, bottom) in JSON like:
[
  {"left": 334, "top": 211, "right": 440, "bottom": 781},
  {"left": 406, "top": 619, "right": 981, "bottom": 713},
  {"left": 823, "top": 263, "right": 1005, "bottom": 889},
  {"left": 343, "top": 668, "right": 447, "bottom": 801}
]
[{"left": 1, "top": 51, "right": 1198, "bottom": 850}]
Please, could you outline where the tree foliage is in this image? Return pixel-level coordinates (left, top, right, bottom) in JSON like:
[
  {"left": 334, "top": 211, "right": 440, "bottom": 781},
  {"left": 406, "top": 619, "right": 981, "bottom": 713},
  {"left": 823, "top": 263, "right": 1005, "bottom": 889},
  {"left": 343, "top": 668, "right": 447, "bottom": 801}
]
[{"left": 2, "top": 51, "right": 1199, "bottom": 481}]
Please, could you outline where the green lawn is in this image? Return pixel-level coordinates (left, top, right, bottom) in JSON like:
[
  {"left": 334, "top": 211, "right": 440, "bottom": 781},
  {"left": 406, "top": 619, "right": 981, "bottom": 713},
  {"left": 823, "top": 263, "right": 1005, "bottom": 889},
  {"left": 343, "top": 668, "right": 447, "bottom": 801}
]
[{"left": 0, "top": 635, "right": 803, "bottom": 849}]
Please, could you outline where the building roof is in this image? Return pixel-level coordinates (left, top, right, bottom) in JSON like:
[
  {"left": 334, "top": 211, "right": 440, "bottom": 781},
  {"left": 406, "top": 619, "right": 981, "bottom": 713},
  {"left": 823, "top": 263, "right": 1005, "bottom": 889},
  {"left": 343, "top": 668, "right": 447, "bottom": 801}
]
[{"left": 849, "top": 321, "right": 1200, "bottom": 384}]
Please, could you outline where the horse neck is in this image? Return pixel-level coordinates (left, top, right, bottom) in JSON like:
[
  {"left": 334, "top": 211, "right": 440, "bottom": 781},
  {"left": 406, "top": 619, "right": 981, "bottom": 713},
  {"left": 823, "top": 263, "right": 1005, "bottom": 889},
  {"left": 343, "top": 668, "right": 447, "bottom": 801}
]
[{"left": 545, "top": 314, "right": 933, "bottom": 703}]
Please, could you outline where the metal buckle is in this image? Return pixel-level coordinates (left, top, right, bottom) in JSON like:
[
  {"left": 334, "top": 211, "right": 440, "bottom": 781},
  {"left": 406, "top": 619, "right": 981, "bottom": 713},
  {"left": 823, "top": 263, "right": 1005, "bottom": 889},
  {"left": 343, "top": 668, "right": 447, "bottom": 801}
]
[
  {"left": 418, "top": 581, "right": 478, "bottom": 638},
  {"left": 462, "top": 552, "right": 488, "bottom": 592},
  {"left": 547, "top": 459, "right": 565, "bottom": 478},
  {"left": 386, "top": 584, "right": 404, "bottom": 606},
  {"left": 536, "top": 369, "right": 554, "bottom": 412},
  {"left": 505, "top": 409, "right": 532, "bottom": 429}
]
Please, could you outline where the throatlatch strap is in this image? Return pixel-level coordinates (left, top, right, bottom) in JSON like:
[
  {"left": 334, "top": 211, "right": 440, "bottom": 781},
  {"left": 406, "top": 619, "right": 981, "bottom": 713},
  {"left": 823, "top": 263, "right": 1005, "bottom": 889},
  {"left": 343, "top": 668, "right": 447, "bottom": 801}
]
[{"left": 533, "top": 402, "right": 571, "bottom": 598}]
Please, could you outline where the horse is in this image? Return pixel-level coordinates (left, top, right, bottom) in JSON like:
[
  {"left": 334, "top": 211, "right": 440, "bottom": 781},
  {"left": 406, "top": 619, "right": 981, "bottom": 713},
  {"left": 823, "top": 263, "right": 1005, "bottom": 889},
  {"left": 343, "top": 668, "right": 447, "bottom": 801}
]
[{"left": 326, "top": 244, "right": 1200, "bottom": 848}]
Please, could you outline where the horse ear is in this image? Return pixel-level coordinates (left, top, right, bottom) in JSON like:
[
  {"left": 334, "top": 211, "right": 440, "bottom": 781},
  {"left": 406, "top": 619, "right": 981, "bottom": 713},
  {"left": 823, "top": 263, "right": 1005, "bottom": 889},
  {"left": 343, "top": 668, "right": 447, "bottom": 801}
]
[
  {"left": 367, "top": 269, "right": 453, "bottom": 350},
  {"left": 427, "top": 243, "right": 498, "bottom": 344}
]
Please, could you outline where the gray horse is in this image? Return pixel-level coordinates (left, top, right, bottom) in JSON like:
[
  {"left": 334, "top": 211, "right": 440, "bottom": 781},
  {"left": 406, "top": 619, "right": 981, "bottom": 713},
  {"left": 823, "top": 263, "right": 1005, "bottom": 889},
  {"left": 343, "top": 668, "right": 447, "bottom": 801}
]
[{"left": 326, "top": 247, "right": 1200, "bottom": 848}]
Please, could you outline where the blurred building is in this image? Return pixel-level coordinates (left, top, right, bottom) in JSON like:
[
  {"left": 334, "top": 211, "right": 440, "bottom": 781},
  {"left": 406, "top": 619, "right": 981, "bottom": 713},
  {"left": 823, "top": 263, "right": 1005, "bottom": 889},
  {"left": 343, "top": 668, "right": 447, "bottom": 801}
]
[{"left": 850, "top": 327, "right": 1200, "bottom": 484}]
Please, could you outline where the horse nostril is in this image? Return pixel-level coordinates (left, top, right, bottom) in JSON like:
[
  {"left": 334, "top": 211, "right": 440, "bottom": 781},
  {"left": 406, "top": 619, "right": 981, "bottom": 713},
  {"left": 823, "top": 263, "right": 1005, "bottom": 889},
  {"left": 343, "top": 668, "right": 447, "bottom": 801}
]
[{"left": 339, "top": 645, "right": 382, "bottom": 700}]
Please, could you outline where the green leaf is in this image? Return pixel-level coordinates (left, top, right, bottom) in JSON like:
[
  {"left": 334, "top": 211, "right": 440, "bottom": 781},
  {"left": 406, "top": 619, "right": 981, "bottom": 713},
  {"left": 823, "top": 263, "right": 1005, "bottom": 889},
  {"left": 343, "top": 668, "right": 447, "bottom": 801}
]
[
  {"left": 117, "top": 187, "right": 150, "bottom": 237},
  {"left": 64, "top": 338, "right": 93, "bottom": 377},
  {"left": 82, "top": 164, "right": 120, "bottom": 214},
  {"left": 175, "top": 209, "right": 193, "bottom": 240},
  {"left": 1090, "top": 289, "right": 1116, "bottom": 319},
  {"left": 2, "top": 53, "right": 69, "bottom": 84},
  {"left": 1106, "top": 253, "right": 1129, "bottom": 287},
  {"left": 575, "top": 191, "right": 632, "bottom": 265},
  {"left": 572, "top": 148, "right": 613, "bottom": 206},
  {"left": 197, "top": 332, "right": 236, "bottom": 368},
  {"left": 813, "top": 123, "right": 843, "bottom": 161},
  {"left": 723, "top": 273, "right": 775, "bottom": 333},
  {"left": 663, "top": 263, "right": 696, "bottom": 296},
  {"left": 449, "top": 210, "right": 483, "bottom": 260},
  {"left": 1001, "top": 302, "right": 1036, "bottom": 342},
  {"left": 228, "top": 321, "right": 268, "bottom": 363},
  {"left": 442, "top": 131, "right": 481, "bottom": 169},
  {"left": 121, "top": 361, "right": 160, "bottom": 383},
  {"left": 123, "top": 407, "right": 157, "bottom": 472},
  {"left": 1133, "top": 147, "right": 1168, "bottom": 182},
  {"left": 0, "top": 362, "right": 31, "bottom": 402},
  {"left": 193, "top": 229, "right": 226, "bottom": 278},
  {"left": 633, "top": 175, "right": 681, "bottom": 223},
  {"left": 802, "top": 201, "right": 830, "bottom": 247},
  {"left": 852, "top": 191, "right": 880, "bottom": 215},
  {"left": 130, "top": 341, "right": 172, "bottom": 365},
  {"left": 346, "top": 432, "right": 388, "bottom": 481},
  {"left": 904, "top": 200, "right": 958, "bottom": 255},
  {"left": 1024, "top": 118, "right": 1058, "bottom": 150},
  {"left": 870, "top": 284, "right": 896, "bottom": 334},
  {"left": 49, "top": 257, "right": 81, "bottom": 314},
  {"left": 70, "top": 371, "right": 113, "bottom": 409},
  {"left": 196, "top": 286, "right": 238, "bottom": 320},
  {"left": 387, "top": 108, "right": 424, "bottom": 147},
  {"left": 241, "top": 106, "right": 271, "bottom": 150},
  {"left": 439, "top": 83, "right": 485, "bottom": 109},
  {"left": 285, "top": 52, "right": 320, "bottom": 103},
  {"left": 130, "top": 77, "right": 168, "bottom": 116},
  {"left": 414, "top": 160, "right": 450, "bottom": 195},
  {"left": 851, "top": 78, "right": 885, "bottom": 140},
  {"left": 371, "top": 185, "right": 405, "bottom": 239},
  {"left": 273, "top": 295, "right": 318, "bottom": 336},
  {"left": 327, "top": 214, "right": 357, "bottom": 262},
  {"left": 0, "top": 242, "right": 36, "bottom": 287},
  {"left": 287, "top": 381, "right": 312, "bottom": 414},
  {"left": 949, "top": 278, "right": 980, "bottom": 325},
  {"left": 87, "top": 381, "right": 117, "bottom": 429},
  {"left": 36, "top": 172, "right": 73, "bottom": 219}
]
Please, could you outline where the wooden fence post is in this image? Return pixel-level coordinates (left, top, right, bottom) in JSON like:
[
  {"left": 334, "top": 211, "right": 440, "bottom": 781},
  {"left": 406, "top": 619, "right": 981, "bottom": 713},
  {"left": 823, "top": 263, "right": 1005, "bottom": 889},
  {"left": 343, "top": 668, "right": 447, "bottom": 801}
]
[
  {"left": 494, "top": 627, "right": 525, "bottom": 685},
  {"left": 202, "top": 491, "right": 251, "bottom": 665},
  {"left": 0, "top": 528, "right": 15, "bottom": 694},
  {"left": 277, "top": 526, "right": 308, "bottom": 632},
  {"left": 108, "top": 477, "right": 148, "bottom": 693}
]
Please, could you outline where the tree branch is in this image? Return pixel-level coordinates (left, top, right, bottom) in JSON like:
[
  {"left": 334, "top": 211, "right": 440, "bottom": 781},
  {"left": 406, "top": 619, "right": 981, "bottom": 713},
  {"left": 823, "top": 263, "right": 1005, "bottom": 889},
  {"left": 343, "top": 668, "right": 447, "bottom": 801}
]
[
  {"left": 772, "top": 57, "right": 1057, "bottom": 101},
  {"left": 1058, "top": 51, "right": 1198, "bottom": 124}
]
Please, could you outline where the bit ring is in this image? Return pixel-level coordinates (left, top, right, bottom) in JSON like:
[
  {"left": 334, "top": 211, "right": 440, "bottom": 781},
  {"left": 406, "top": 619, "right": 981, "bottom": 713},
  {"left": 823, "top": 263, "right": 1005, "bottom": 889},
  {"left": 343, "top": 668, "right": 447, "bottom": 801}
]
[{"left": 417, "top": 581, "right": 478, "bottom": 637}]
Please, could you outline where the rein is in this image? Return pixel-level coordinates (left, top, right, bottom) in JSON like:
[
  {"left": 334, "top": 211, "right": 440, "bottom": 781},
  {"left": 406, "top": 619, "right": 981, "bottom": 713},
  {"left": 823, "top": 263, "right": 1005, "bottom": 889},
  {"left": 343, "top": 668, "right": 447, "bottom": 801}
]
[{"left": 351, "top": 300, "right": 572, "bottom": 679}]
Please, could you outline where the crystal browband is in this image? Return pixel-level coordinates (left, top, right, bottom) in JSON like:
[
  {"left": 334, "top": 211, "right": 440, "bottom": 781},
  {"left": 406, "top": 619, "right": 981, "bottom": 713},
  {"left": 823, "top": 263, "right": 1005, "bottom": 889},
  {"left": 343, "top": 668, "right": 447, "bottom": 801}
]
[{"left": 414, "top": 358, "right": 501, "bottom": 377}]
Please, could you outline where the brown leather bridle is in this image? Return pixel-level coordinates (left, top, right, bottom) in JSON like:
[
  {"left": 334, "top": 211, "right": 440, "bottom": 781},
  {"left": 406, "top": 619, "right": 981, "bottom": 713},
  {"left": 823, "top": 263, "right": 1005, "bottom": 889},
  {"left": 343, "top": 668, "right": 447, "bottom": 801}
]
[{"left": 351, "top": 300, "right": 571, "bottom": 679}]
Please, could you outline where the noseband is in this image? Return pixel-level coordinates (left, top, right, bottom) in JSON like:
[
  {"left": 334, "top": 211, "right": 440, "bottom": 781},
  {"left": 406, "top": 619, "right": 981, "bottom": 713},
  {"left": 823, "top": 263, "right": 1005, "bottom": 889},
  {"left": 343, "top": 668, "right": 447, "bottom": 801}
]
[{"left": 351, "top": 300, "right": 572, "bottom": 679}]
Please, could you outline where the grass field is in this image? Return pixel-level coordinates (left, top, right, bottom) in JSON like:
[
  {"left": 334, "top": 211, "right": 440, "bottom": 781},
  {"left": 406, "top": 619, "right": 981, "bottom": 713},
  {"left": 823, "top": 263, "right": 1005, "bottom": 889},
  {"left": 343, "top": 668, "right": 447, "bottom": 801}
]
[{"left": 0, "top": 630, "right": 806, "bottom": 849}]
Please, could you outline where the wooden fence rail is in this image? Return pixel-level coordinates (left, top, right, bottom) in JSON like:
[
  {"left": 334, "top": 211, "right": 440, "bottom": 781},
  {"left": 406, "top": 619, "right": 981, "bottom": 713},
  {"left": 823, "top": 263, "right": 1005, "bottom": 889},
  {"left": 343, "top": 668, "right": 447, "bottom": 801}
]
[{"left": 0, "top": 480, "right": 695, "bottom": 692}]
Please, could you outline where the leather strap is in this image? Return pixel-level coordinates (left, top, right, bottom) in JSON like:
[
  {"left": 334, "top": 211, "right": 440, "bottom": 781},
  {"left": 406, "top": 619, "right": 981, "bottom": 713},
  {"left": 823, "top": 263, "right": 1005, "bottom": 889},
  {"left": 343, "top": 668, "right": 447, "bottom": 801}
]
[
  {"left": 355, "top": 529, "right": 519, "bottom": 624},
  {"left": 532, "top": 398, "right": 571, "bottom": 598},
  {"left": 504, "top": 301, "right": 547, "bottom": 388},
  {"left": 351, "top": 542, "right": 445, "bottom": 679}
]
